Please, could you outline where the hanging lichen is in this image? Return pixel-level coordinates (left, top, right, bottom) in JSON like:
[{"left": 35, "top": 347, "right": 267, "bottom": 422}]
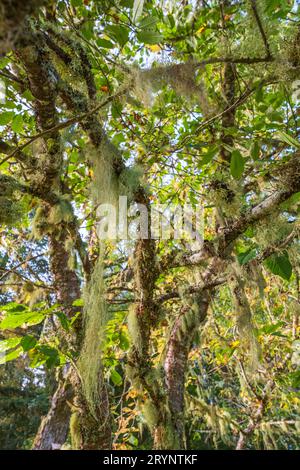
[
  {"left": 0, "top": 174, "right": 23, "bottom": 226},
  {"left": 70, "top": 411, "right": 81, "bottom": 450},
  {"left": 131, "top": 62, "right": 213, "bottom": 114},
  {"left": 87, "top": 142, "right": 119, "bottom": 215},
  {"left": 142, "top": 399, "right": 159, "bottom": 430},
  {"left": 127, "top": 304, "right": 143, "bottom": 354},
  {"left": 208, "top": 177, "right": 243, "bottom": 218},
  {"left": 77, "top": 254, "right": 109, "bottom": 418},
  {"left": 119, "top": 165, "right": 144, "bottom": 201},
  {"left": 88, "top": 140, "right": 143, "bottom": 208},
  {"left": 31, "top": 196, "right": 74, "bottom": 239},
  {"left": 48, "top": 196, "right": 74, "bottom": 225},
  {"left": 76, "top": 138, "right": 129, "bottom": 418},
  {"left": 31, "top": 204, "right": 49, "bottom": 239},
  {"left": 0, "top": 197, "right": 23, "bottom": 226},
  {"left": 231, "top": 262, "right": 261, "bottom": 376},
  {"left": 254, "top": 212, "right": 291, "bottom": 250}
]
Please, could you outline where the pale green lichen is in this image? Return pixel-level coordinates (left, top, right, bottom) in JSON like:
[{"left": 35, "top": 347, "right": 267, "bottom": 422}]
[
  {"left": 78, "top": 256, "right": 109, "bottom": 418},
  {"left": 127, "top": 304, "right": 143, "bottom": 353}
]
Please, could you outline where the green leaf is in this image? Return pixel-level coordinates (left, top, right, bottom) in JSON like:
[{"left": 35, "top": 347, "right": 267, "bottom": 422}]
[
  {"left": 11, "top": 114, "right": 24, "bottom": 133},
  {"left": 0, "top": 111, "right": 14, "bottom": 126},
  {"left": 21, "top": 335, "right": 37, "bottom": 352},
  {"left": 0, "top": 337, "right": 21, "bottom": 353},
  {"left": 72, "top": 298, "right": 84, "bottom": 307},
  {"left": 22, "top": 89, "right": 35, "bottom": 101},
  {"left": 30, "top": 345, "right": 61, "bottom": 369},
  {"left": 46, "top": 352, "right": 60, "bottom": 368},
  {"left": 0, "top": 308, "right": 46, "bottom": 329},
  {"left": 0, "top": 57, "right": 10, "bottom": 70},
  {"left": 137, "top": 30, "right": 163, "bottom": 44},
  {"left": 276, "top": 131, "right": 300, "bottom": 149},
  {"left": 259, "top": 321, "right": 284, "bottom": 335},
  {"left": 128, "top": 434, "right": 138, "bottom": 447},
  {"left": 105, "top": 25, "right": 130, "bottom": 47},
  {"left": 119, "top": 331, "right": 130, "bottom": 351},
  {"left": 96, "top": 38, "right": 115, "bottom": 49},
  {"left": 230, "top": 150, "right": 245, "bottom": 179},
  {"left": 138, "top": 15, "right": 159, "bottom": 29},
  {"left": 81, "top": 24, "right": 94, "bottom": 41},
  {"left": 56, "top": 311, "right": 70, "bottom": 331},
  {"left": 110, "top": 368, "right": 122, "bottom": 386},
  {"left": 1, "top": 303, "right": 27, "bottom": 312},
  {"left": 0, "top": 346, "right": 23, "bottom": 365},
  {"left": 198, "top": 145, "right": 218, "bottom": 166},
  {"left": 237, "top": 248, "right": 257, "bottom": 265},
  {"left": 264, "top": 251, "right": 292, "bottom": 281},
  {"left": 250, "top": 141, "right": 260, "bottom": 161}
]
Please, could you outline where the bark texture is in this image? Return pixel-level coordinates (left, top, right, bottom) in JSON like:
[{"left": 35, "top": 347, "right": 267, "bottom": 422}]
[
  {"left": 17, "top": 27, "right": 112, "bottom": 450},
  {"left": 163, "top": 294, "right": 210, "bottom": 448},
  {"left": 33, "top": 376, "right": 73, "bottom": 450},
  {"left": 0, "top": 0, "right": 46, "bottom": 55}
]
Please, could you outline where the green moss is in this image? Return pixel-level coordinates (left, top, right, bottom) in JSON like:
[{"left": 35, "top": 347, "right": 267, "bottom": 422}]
[
  {"left": 31, "top": 205, "right": 49, "bottom": 239},
  {"left": 0, "top": 197, "right": 22, "bottom": 226},
  {"left": 119, "top": 165, "right": 143, "bottom": 201},
  {"left": 0, "top": 175, "right": 24, "bottom": 226},
  {"left": 127, "top": 305, "right": 143, "bottom": 353},
  {"left": 142, "top": 399, "right": 159, "bottom": 429},
  {"left": 48, "top": 197, "right": 73, "bottom": 225},
  {"left": 70, "top": 412, "right": 81, "bottom": 450},
  {"left": 125, "top": 363, "right": 142, "bottom": 389}
]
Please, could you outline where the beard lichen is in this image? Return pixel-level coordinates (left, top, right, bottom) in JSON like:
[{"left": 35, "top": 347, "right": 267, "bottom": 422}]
[
  {"left": 77, "top": 255, "right": 109, "bottom": 419},
  {"left": 0, "top": 197, "right": 23, "bottom": 226},
  {"left": 231, "top": 262, "right": 261, "bottom": 376},
  {"left": 70, "top": 410, "right": 81, "bottom": 450},
  {"left": 48, "top": 196, "right": 74, "bottom": 225},
  {"left": 208, "top": 178, "right": 242, "bottom": 219},
  {"left": 127, "top": 303, "right": 143, "bottom": 354},
  {"left": 132, "top": 62, "right": 212, "bottom": 114},
  {"left": 254, "top": 213, "right": 290, "bottom": 250},
  {"left": 31, "top": 204, "right": 49, "bottom": 239},
  {"left": 76, "top": 139, "right": 130, "bottom": 419},
  {"left": 87, "top": 142, "right": 119, "bottom": 208},
  {"left": 142, "top": 399, "right": 159, "bottom": 430},
  {"left": 31, "top": 196, "right": 74, "bottom": 239},
  {"left": 0, "top": 174, "right": 23, "bottom": 226}
]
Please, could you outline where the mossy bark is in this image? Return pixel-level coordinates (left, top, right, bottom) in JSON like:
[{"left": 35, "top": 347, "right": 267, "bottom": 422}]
[
  {"left": 161, "top": 294, "right": 210, "bottom": 449},
  {"left": 33, "top": 376, "right": 73, "bottom": 450},
  {"left": 69, "top": 372, "right": 112, "bottom": 450},
  {"left": 0, "top": 0, "right": 46, "bottom": 54},
  {"left": 18, "top": 31, "right": 111, "bottom": 450}
]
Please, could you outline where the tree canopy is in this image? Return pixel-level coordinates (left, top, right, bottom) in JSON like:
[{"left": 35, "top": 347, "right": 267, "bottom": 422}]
[{"left": 0, "top": 0, "right": 300, "bottom": 451}]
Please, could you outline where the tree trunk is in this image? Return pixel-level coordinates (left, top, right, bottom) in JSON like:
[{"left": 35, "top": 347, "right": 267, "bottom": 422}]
[
  {"left": 18, "top": 32, "right": 111, "bottom": 449},
  {"left": 161, "top": 294, "right": 210, "bottom": 449},
  {"left": 33, "top": 376, "right": 73, "bottom": 450},
  {"left": 0, "top": 0, "right": 46, "bottom": 54},
  {"left": 71, "top": 377, "right": 112, "bottom": 450}
]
